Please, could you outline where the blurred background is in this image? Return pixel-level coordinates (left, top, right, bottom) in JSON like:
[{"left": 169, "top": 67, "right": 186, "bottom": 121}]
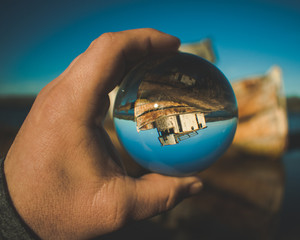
[{"left": 0, "top": 0, "right": 299, "bottom": 239}]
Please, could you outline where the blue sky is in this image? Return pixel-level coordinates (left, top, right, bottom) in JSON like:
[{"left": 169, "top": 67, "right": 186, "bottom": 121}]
[{"left": 0, "top": 0, "right": 299, "bottom": 96}]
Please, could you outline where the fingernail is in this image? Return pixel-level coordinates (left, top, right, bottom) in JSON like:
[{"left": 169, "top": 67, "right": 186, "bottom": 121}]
[{"left": 189, "top": 181, "right": 203, "bottom": 195}]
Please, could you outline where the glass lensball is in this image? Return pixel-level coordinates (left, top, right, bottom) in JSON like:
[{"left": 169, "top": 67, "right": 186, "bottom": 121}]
[{"left": 113, "top": 52, "right": 238, "bottom": 176}]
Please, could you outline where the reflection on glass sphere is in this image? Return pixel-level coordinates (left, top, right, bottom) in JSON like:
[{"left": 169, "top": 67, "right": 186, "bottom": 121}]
[{"left": 113, "top": 52, "right": 238, "bottom": 176}]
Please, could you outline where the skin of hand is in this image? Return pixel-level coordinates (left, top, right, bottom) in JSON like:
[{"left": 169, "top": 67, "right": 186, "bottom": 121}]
[{"left": 4, "top": 28, "right": 203, "bottom": 240}]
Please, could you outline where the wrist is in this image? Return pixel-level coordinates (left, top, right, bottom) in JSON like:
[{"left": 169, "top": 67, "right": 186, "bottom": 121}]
[{"left": 0, "top": 156, "right": 41, "bottom": 240}]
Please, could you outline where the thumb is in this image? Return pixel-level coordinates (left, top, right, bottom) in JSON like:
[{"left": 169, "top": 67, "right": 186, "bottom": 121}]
[{"left": 131, "top": 173, "right": 203, "bottom": 220}]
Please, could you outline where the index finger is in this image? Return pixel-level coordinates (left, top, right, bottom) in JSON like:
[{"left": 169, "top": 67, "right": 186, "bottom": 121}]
[{"left": 62, "top": 28, "right": 180, "bottom": 122}]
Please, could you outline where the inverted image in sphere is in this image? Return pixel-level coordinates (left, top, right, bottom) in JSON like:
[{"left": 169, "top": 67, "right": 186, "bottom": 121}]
[{"left": 114, "top": 52, "right": 238, "bottom": 176}]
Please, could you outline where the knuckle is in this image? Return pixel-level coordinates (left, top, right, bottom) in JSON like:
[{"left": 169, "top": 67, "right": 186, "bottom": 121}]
[
  {"left": 34, "top": 84, "right": 57, "bottom": 110},
  {"left": 141, "top": 27, "right": 158, "bottom": 33},
  {"left": 93, "top": 32, "right": 117, "bottom": 47},
  {"left": 87, "top": 32, "right": 120, "bottom": 52},
  {"left": 36, "top": 86, "right": 48, "bottom": 100},
  {"left": 36, "top": 81, "right": 54, "bottom": 99}
]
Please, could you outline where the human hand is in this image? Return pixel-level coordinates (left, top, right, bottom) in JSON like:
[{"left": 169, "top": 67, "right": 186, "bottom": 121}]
[{"left": 4, "top": 29, "right": 203, "bottom": 240}]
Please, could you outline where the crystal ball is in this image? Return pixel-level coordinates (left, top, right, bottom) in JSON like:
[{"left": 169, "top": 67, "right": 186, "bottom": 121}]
[{"left": 113, "top": 52, "right": 238, "bottom": 176}]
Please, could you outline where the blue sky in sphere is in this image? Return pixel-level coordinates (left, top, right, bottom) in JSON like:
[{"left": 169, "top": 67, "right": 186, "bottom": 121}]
[
  {"left": 114, "top": 117, "right": 237, "bottom": 175},
  {"left": 0, "top": 0, "right": 299, "bottom": 96}
]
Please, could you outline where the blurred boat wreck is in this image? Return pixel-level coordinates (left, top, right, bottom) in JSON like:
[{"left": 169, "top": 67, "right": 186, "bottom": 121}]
[{"left": 231, "top": 66, "right": 288, "bottom": 158}]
